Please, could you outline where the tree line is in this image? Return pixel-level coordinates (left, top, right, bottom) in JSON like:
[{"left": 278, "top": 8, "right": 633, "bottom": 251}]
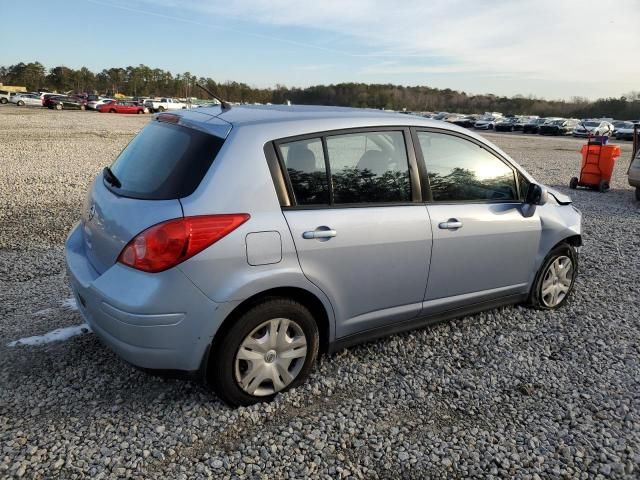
[{"left": 2, "top": 61, "right": 639, "bottom": 119}]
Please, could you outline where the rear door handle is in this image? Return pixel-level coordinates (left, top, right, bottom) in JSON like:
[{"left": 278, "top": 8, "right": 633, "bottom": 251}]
[
  {"left": 302, "top": 228, "right": 337, "bottom": 240},
  {"left": 438, "top": 219, "right": 463, "bottom": 230}
]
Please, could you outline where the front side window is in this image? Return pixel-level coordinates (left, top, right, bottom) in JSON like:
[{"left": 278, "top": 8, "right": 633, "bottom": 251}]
[
  {"left": 326, "top": 131, "right": 411, "bottom": 204},
  {"left": 280, "top": 138, "right": 329, "bottom": 205},
  {"left": 417, "top": 131, "right": 517, "bottom": 202}
]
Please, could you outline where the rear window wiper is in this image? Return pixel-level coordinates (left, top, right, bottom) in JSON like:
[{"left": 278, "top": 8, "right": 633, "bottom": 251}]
[{"left": 103, "top": 166, "right": 121, "bottom": 188}]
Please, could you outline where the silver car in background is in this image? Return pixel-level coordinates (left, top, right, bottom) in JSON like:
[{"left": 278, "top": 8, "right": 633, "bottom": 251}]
[{"left": 65, "top": 105, "right": 582, "bottom": 406}]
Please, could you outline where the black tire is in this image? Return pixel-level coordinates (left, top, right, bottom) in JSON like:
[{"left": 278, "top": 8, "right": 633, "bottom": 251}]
[
  {"left": 17, "top": 100, "right": 24, "bottom": 106},
  {"left": 137, "top": 109, "right": 143, "bottom": 114},
  {"left": 528, "top": 243, "right": 578, "bottom": 310},
  {"left": 208, "top": 298, "right": 319, "bottom": 406},
  {"left": 157, "top": 106, "right": 165, "bottom": 112},
  {"left": 109, "top": 109, "right": 116, "bottom": 113},
  {"left": 598, "top": 180, "right": 609, "bottom": 192},
  {"left": 0, "top": 98, "right": 7, "bottom": 104},
  {"left": 80, "top": 105, "right": 86, "bottom": 111},
  {"left": 55, "top": 103, "right": 62, "bottom": 110},
  {"left": 569, "top": 177, "right": 579, "bottom": 189},
  {"left": 635, "top": 186, "right": 640, "bottom": 201}
]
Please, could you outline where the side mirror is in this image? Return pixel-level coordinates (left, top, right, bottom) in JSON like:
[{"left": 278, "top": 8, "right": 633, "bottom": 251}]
[{"left": 525, "top": 183, "right": 548, "bottom": 206}]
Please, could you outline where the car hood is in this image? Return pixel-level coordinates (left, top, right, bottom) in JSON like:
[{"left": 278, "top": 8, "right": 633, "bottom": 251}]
[{"left": 546, "top": 186, "right": 572, "bottom": 205}]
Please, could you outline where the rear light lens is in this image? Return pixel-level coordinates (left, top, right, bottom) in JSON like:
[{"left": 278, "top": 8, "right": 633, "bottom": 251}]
[{"left": 118, "top": 214, "right": 250, "bottom": 273}]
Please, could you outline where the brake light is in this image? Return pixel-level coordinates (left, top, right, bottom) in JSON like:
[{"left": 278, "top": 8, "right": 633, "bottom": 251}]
[{"left": 118, "top": 214, "right": 250, "bottom": 273}]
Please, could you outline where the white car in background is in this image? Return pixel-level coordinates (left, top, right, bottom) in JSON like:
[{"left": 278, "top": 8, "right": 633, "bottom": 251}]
[
  {"left": 474, "top": 114, "right": 503, "bottom": 130},
  {"left": 615, "top": 122, "right": 636, "bottom": 141},
  {"left": 10, "top": 94, "right": 42, "bottom": 107},
  {"left": 572, "top": 120, "right": 614, "bottom": 138},
  {"left": 87, "top": 98, "right": 115, "bottom": 110}
]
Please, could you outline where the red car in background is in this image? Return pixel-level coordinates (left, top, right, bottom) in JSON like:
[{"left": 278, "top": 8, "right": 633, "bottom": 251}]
[{"left": 97, "top": 100, "right": 148, "bottom": 114}]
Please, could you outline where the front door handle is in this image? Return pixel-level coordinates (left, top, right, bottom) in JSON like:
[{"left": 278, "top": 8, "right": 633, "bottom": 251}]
[
  {"left": 302, "top": 227, "right": 337, "bottom": 240},
  {"left": 438, "top": 218, "right": 463, "bottom": 230}
]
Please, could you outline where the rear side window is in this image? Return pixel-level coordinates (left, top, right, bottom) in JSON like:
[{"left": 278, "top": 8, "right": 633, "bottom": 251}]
[
  {"left": 109, "top": 121, "right": 224, "bottom": 200},
  {"left": 280, "top": 138, "right": 329, "bottom": 205}
]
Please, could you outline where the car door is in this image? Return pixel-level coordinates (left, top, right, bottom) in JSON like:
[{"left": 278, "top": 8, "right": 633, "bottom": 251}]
[
  {"left": 414, "top": 129, "right": 541, "bottom": 315},
  {"left": 279, "top": 129, "right": 433, "bottom": 338}
]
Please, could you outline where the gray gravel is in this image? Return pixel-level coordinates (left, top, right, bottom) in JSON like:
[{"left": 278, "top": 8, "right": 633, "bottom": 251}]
[{"left": 1, "top": 105, "right": 639, "bottom": 479}]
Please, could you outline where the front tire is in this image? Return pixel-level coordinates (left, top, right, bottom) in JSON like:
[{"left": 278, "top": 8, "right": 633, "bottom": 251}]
[
  {"left": 598, "top": 180, "right": 609, "bottom": 192},
  {"left": 529, "top": 243, "right": 578, "bottom": 310},
  {"left": 635, "top": 186, "right": 640, "bottom": 201},
  {"left": 209, "top": 298, "right": 319, "bottom": 406},
  {"left": 55, "top": 103, "right": 62, "bottom": 110},
  {"left": 0, "top": 98, "right": 7, "bottom": 104},
  {"left": 157, "top": 106, "right": 165, "bottom": 112},
  {"left": 17, "top": 100, "right": 25, "bottom": 106}
]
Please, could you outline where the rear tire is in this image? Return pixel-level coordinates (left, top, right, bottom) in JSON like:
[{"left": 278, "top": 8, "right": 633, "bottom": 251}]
[
  {"left": 635, "top": 186, "right": 640, "bottom": 201},
  {"left": 157, "top": 106, "right": 165, "bottom": 112},
  {"left": 528, "top": 243, "right": 578, "bottom": 310},
  {"left": 0, "top": 98, "right": 7, "bottom": 104},
  {"left": 55, "top": 103, "right": 62, "bottom": 110},
  {"left": 137, "top": 109, "right": 143, "bottom": 114},
  {"left": 569, "top": 177, "right": 578, "bottom": 189},
  {"left": 109, "top": 109, "right": 116, "bottom": 113},
  {"left": 208, "top": 298, "right": 319, "bottom": 407},
  {"left": 17, "top": 100, "right": 25, "bottom": 106}
]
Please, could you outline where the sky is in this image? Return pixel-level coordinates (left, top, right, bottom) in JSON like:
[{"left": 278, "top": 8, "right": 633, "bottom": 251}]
[{"left": 2, "top": 0, "right": 639, "bottom": 100}]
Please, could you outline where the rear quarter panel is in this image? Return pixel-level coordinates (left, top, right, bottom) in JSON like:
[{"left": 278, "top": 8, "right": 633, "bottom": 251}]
[{"left": 177, "top": 125, "right": 336, "bottom": 337}]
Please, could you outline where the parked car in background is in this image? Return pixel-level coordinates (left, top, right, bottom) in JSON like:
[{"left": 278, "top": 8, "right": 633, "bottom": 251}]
[
  {"left": 0, "top": 90, "right": 16, "bottom": 104},
  {"left": 65, "top": 105, "right": 582, "bottom": 406},
  {"left": 10, "top": 93, "right": 42, "bottom": 107},
  {"left": 514, "top": 116, "right": 538, "bottom": 131},
  {"left": 523, "top": 118, "right": 554, "bottom": 134},
  {"left": 48, "top": 97, "right": 88, "bottom": 110},
  {"left": 144, "top": 97, "right": 187, "bottom": 112},
  {"left": 97, "top": 100, "right": 148, "bottom": 114},
  {"left": 474, "top": 114, "right": 503, "bottom": 130},
  {"left": 540, "top": 119, "right": 578, "bottom": 136},
  {"left": 612, "top": 120, "right": 627, "bottom": 135},
  {"left": 614, "top": 122, "right": 636, "bottom": 141},
  {"left": 431, "top": 112, "right": 450, "bottom": 120},
  {"left": 42, "top": 94, "right": 67, "bottom": 108},
  {"left": 494, "top": 117, "right": 520, "bottom": 132},
  {"left": 628, "top": 147, "right": 640, "bottom": 200},
  {"left": 572, "top": 120, "right": 614, "bottom": 138},
  {"left": 451, "top": 115, "right": 478, "bottom": 129},
  {"left": 87, "top": 98, "right": 115, "bottom": 110}
]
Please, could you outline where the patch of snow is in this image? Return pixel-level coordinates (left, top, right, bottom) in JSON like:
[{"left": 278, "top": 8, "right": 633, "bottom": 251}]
[
  {"left": 61, "top": 297, "right": 78, "bottom": 311},
  {"left": 7, "top": 324, "right": 92, "bottom": 347}
]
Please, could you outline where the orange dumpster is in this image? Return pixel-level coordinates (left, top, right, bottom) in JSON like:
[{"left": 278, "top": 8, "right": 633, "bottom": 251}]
[{"left": 569, "top": 143, "right": 620, "bottom": 192}]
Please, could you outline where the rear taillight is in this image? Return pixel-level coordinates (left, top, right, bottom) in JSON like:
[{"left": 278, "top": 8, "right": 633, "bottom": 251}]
[{"left": 118, "top": 214, "right": 250, "bottom": 273}]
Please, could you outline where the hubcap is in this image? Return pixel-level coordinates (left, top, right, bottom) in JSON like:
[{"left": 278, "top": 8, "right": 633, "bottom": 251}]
[
  {"left": 541, "top": 255, "right": 573, "bottom": 307},
  {"left": 234, "top": 318, "right": 307, "bottom": 396}
]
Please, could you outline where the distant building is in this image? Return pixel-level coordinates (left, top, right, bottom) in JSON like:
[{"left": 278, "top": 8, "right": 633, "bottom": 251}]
[{"left": 0, "top": 83, "right": 27, "bottom": 93}]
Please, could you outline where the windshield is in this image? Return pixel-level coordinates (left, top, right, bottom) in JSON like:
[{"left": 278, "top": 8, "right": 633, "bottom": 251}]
[
  {"left": 583, "top": 121, "right": 600, "bottom": 127},
  {"left": 551, "top": 120, "right": 565, "bottom": 126},
  {"left": 109, "top": 121, "right": 225, "bottom": 200}
]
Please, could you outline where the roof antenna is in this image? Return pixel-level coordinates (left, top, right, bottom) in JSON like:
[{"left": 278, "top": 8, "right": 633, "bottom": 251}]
[{"left": 196, "top": 83, "right": 231, "bottom": 111}]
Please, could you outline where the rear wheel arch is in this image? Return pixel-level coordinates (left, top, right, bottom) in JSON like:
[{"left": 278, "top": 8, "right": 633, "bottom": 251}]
[{"left": 206, "top": 287, "right": 331, "bottom": 375}]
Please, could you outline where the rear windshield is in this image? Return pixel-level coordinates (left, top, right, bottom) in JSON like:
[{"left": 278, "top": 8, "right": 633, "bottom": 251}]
[{"left": 108, "top": 121, "right": 224, "bottom": 200}]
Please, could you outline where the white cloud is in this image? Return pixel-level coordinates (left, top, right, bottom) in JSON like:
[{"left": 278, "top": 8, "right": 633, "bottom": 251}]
[{"left": 130, "top": 0, "right": 640, "bottom": 97}]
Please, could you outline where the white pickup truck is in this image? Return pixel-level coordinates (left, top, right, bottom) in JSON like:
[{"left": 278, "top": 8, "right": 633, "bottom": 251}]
[{"left": 144, "top": 97, "right": 188, "bottom": 112}]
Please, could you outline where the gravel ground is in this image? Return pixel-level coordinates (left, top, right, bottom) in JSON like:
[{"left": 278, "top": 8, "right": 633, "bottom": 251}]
[{"left": 1, "top": 105, "right": 639, "bottom": 479}]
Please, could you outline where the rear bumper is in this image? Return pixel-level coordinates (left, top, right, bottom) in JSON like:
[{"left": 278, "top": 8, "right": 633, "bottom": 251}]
[{"left": 64, "top": 223, "right": 234, "bottom": 372}]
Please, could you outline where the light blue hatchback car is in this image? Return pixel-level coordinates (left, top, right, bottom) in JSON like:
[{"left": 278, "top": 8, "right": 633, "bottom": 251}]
[{"left": 65, "top": 105, "right": 582, "bottom": 406}]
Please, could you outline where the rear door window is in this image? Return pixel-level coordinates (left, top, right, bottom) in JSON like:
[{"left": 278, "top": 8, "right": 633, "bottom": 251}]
[
  {"left": 108, "top": 121, "right": 224, "bottom": 200},
  {"left": 326, "top": 131, "right": 411, "bottom": 204}
]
